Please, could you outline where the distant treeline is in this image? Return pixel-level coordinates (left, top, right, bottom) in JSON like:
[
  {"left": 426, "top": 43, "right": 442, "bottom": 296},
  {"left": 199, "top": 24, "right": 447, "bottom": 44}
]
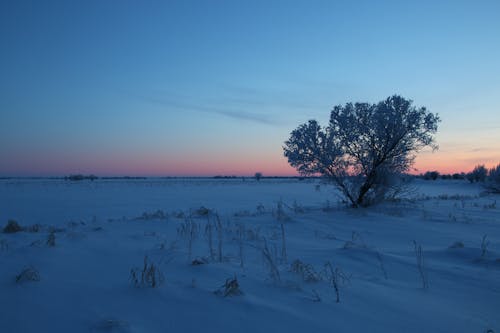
[
  {"left": 213, "top": 175, "right": 319, "bottom": 180},
  {"left": 0, "top": 175, "right": 315, "bottom": 180},
  {"left": 65, "top": 174, "right": 98, "bottom": 181},
  {"left": 64, "top": 175, "right": 147, "bottom": 181},
  {"left": 417, "top": 171, "right": 466, "bottom": 181},
  {"left": 2, "top": 166, "right": 497, "bottom": 185},
  {"left": 418, "top": 163, "right": 500, "bottom": 184},
  {"left": 64, "top": 175, "right": 321, "bottom": 181}
]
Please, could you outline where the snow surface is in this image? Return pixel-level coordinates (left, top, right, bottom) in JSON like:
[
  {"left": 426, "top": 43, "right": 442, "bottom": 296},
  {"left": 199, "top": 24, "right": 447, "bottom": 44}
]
[{"left": 1, "top": 178, "right": 499, "bottom": 332}]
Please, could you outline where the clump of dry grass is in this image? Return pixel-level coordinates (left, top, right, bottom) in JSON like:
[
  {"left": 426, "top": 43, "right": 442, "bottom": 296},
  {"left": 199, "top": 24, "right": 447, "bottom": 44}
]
[
  {"left": 0, "top": 239, "right": 8, "bottom": 251},
  {"left": 214, "top": 214, "right": 224, "bottom": 263},
  {"left": 343, "top": 231, "right": 367, "bottom": 249},
  {"left": 279, "top": 223, "right": 288, "bottom": 264},
  {"left": 449, "top": 241, "right": 465, "bottom": 249},
  {"left": 170, "top": 210, "right": 185, "bottom": 219},
  {"left": 480, "top": 235, "right": 490, "bottom": 258},
  {"left": 256, "top": 203, "right": 266, "bottom": 214},
  {"left": 290, "top": 260, "right": 351, "bottom": 303},
  {"left": 130, "top": 256, "right": 164, "bottom": 288},
  {"left": 292, "top": 200, "right": 305, "bottom": 214},
  {"left": 46, "top": 231, "right": 56, "bottom": 247},
  {"left": 16, "top": 266, "right": 40, "bottom": 283},
  {"left": 134, "top": 210, "right": 167, "bottom": 221},
  {"left": 191, "top": 257, "right": 208, "bottom": 265},
  {"left": 26, "top": 224, "right": 41, "bottom": 233},
  {"left": 214, "top": 276, "right": 243, "bottom": 297},
  {"left": 273, "top": 200, "right": 290, "bottom": 222},
  {"left": 375, "top": 251, "right": 388, "bottom": 280},
  {"left": 262, "top": 238, "right": 280, "bottom": 283},
  {"left": 290, "top": 260, "right": 322, "bottom": 282},
  {"left": 48, "top": 226, "right": 66, "bottom": 233},
  {"left": 233, "top": 210, "right": 254, "bottom": 217},
  {"left": 323, "top": 262, "right": 350, "bottom": 303},
  {"left": 413, "top": 240, "right": 429, "bottom": 289},
  {"left": 193, "top": 206, "right": 211, "bottom": 217},
  {"left": 92, "top": 318, "right": 130, "bottom": 332}
]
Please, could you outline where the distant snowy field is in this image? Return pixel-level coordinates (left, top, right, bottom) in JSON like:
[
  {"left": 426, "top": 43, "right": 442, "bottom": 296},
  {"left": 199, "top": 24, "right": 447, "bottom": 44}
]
[
  {"left": 0, "top": 178, "right": 329, "bottom": 225},
  {"left": 1, "top": 178, "right": 499, "bottom": 332}
]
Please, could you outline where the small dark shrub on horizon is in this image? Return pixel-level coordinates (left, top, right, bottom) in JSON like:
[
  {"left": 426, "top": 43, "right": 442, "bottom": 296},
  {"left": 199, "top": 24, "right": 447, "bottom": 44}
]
[
  {"left": 65, "top": 174, "right": 98, "bottom": 181},
  {"left": 3, "top": 220, "right": 22, "bottom": 233}
]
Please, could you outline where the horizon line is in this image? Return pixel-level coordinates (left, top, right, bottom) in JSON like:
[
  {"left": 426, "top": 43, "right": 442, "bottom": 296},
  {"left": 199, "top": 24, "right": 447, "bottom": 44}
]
[{"left": 0, "top": 170, "right": 478, "bottom": 179}]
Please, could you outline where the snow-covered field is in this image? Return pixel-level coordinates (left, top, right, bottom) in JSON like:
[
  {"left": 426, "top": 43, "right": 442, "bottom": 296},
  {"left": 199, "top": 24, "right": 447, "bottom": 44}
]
[{"left": 1, "top": 178, "right": 499, "bottom": 333}]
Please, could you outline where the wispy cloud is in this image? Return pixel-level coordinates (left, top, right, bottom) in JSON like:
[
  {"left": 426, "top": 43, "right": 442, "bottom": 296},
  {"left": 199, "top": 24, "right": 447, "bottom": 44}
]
[
  {"left": 454, "top": 124, "right": 500, "bottom": 131},
  {"left": 213, "top": 109, "right": 273, "bottom": 124},
  {"left": 136, "top": 94, "right": 277, "bottom": 125},
  {"left": 128, "top": 78, "right": 367, "bottom": 127},
  {"left": 458, "top": 155, "right": 500, "bottom": 164}
]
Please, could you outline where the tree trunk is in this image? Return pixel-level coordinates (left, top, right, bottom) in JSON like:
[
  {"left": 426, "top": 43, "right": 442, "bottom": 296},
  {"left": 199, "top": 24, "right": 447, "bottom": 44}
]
[
  {"left": 356, "top": 183, "right": 370, "bottom": 206},
  {"left": 356, "top": 171, "right": 377, "bottom": 206}
]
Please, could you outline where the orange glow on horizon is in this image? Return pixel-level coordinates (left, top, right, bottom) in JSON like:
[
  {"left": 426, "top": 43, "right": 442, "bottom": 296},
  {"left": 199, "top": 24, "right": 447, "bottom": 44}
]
[
  {"left": 413, "top": 151, "right": 500, "bottom": 175},
  {"left": 1, "top": 145, "right": 498, "bottom": 177}
]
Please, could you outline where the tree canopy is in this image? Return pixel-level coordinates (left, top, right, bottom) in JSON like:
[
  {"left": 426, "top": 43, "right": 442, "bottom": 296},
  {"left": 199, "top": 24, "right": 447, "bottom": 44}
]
[{"left": 284, "top": 95, "right": 440, "bottom": 207}]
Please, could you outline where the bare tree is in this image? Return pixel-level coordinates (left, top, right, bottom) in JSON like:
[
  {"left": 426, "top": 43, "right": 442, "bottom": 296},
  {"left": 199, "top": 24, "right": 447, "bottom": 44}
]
[
  {"left": 254, "top": 172, "right": 263, "bottom": 181},
  {"left": 423, "top": 171, "right": 440, "bottom": 180},
  {"left": 283, "top": 95, "right": 439, "bottom": 207},
  {"left": 466, "top": 164, "right": 488, "bottom": 183},
  {"left": 486, "top": 163, "right": 500, "bottom": 193}
]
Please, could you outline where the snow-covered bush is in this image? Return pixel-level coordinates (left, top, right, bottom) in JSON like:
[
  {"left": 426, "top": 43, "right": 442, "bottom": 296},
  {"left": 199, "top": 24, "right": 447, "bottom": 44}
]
[{"left": 284, "top": 95, "right": 439, "bottom": 207}]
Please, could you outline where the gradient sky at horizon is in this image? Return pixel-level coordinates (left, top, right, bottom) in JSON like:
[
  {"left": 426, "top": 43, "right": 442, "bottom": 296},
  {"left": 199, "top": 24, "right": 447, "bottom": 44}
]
[{"left": 1, "top": 0, "right": 499, "bottom": 176}]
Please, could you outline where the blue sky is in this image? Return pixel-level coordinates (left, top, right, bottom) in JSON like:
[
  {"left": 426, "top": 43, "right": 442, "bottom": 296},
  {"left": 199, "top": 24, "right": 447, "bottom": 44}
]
[{"left": 1, "top": 0, "right": 499, "bottom": 176}]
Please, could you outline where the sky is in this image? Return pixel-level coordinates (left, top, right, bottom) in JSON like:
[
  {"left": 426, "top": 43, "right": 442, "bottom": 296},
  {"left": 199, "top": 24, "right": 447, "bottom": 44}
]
[{"left": 1, "top": 0, "right": 499, "bottom": 176}]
